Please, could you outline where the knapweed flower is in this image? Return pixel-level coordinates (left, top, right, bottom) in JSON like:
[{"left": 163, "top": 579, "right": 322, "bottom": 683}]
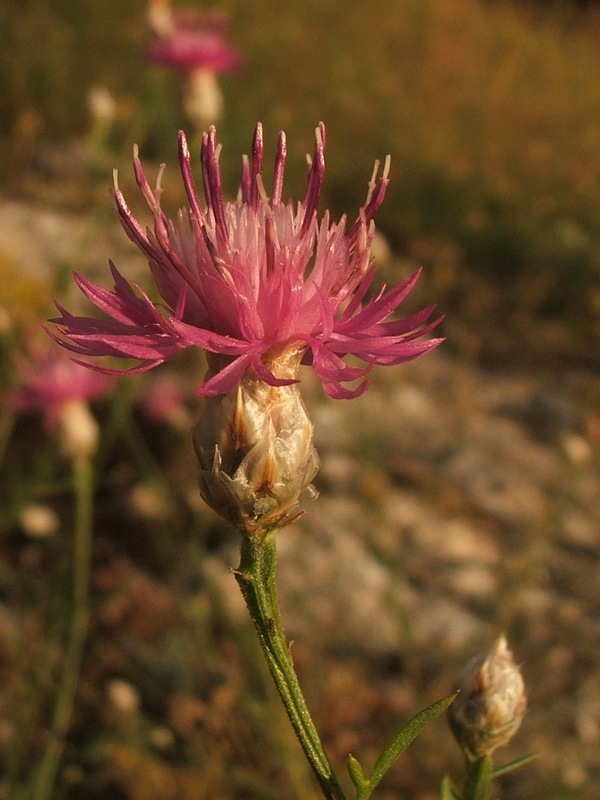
[
  {"left": 50, "top": 123, "right": 442, "bottom": 401},
  {"left": 449, "top": 635, "right": 527, "bottom": 761},
  {"left": 146, "top": 1, "right": 242, "bottom": 125},
  {"left": 147, "top": 11, "right": 242, "bottom": 73},
  {"left": 136, "top": 372, "right": 191, "bottom": 430},
  {"left": 50, "top": 123, "right": 442, "bottom": 531},
  {"left": 11, "top": 346, "right": 111, "bottom": 459}
]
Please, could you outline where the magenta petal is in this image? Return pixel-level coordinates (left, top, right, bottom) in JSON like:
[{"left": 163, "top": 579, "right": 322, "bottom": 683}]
[
  {"left": 170, "top": 319, "right": 250, "bottom": 354},
  {"left": 197, "top": 354, "right": 253, "bottom": 395},
  {"left": 323, "top": 380, "right": 370, "bottom": 400},
  {"left": 70, "top": 357, "right": 165, "bottom": 376},
  {"left": 50, "top": 123, "right": 442, "bottom": 398}
]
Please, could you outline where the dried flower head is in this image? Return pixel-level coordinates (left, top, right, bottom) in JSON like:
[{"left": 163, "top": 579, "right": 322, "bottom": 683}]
[
  {"left": 49, "top": 123, "right": 442, "bottom": 402},
  {"left": 449, "top": 635, "right": 527, "bottom": 761}
]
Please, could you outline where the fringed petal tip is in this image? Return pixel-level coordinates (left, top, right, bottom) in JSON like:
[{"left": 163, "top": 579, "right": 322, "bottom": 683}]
[{"left": 50, "top": 122, "right": 444, "bottom": 401}]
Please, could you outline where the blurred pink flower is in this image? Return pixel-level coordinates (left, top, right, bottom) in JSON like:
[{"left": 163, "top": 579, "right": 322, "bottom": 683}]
[
  {"left": 11, "top": 346, "right": 111, "bottom": 430},
  {"left": 50, "top": 123, "right": 443, "bottom": 400},
  {"left": 136, "top": 372, "right": 191, "bottom": 429},
  {"left": 145, "top": 3, "right": 242, "bottom": 128},
  {"left": 137, "top": 373, "right": 184, "bottom": 420},
  {"left": 148, "top": 26, "right": 242, "bottom": 74},
  {"left": 147, "top": 1, "right": 242, "bottom": 74}
]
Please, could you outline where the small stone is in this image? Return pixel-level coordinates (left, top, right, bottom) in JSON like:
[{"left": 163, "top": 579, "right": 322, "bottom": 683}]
[
  {"left": 106, "top": 679, "right": 140, "bottom": 713},
  {"left": 19, "top": 504, "right": 60, "bottom": 539}
]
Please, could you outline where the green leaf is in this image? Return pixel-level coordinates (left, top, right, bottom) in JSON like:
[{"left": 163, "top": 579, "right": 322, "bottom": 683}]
[
  {"left": 363, "top": 692, "right": 458, "bottom": 796},
  {"left": 492, "top": 753, "right": 538, "bottom": 778},
  {"left": 347, "top": 755, "right": 367, "bottom": 790},
  {"left": 439, "top": 775, "right": 461, "bottom": 800}
]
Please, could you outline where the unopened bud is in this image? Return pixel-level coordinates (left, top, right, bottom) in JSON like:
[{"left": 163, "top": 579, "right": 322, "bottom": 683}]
[
  {"left": 449, "top": 635, "right": 527, "bottom": 760},
  {"left": 183, "top": 68, "right": 224, "bottom": 126},
  {"left": 193, "top": 348, "right": 319, "bottom": 537},
  {"left": 55, "top": 398, "right": 100, "bottom": 460}
]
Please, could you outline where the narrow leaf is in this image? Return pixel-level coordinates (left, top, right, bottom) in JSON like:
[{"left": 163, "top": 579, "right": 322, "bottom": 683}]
[
  {"left": 439, "top": 775, "right": 460, "bottom": 800},
  {"left": 366, "top": 692, "right": 458, "bottom": 793},
  {"left": 492, "top": 753, "right": 538, "bottom": 778},
  {"left": 347, "top": 755, "right": 367, "bottom": 790}
]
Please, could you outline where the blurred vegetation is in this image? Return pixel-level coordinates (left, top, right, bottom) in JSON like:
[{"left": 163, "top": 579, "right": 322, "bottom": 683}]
[
  {"left": 1, "top": 0, "right": 600, "bottom": 358},
  {"left": 1, "top": 4, "right": 600, "bottom": 800}
]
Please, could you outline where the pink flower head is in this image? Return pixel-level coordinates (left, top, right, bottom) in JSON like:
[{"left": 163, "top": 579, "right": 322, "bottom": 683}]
[
  {"left": 50, "top": 124, "right": 443, "bottom": 400},
  {"left": 147, "top": 5, "right": 242, "bottom": 73},
  {"left": 136, "top": 372, "right": 189, "bottom": 425},
  {"left": 11, "top": 345, "right": 111, "bottom": 431},
  {"left": 148, "top": 30, "right": 242, "bottom": 73}
]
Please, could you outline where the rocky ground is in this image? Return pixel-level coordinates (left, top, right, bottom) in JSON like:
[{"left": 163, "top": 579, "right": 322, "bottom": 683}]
[
  {"left": 287, "top": 351, "right": 600, "bottom": 799},
  {"left": 0, "top": 191, "right": 599, "bottom": 799}
]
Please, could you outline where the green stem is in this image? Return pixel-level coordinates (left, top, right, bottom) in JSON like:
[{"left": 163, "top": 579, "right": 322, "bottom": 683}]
[
  {"left": 32, "top": 454, "right": 94, "bottom": 800},
  {"left": 235, "top": 535, "right": 346, "bottom": 800},
  {"left": 463, "top": 755, "right": 493, "bottom": 800}
]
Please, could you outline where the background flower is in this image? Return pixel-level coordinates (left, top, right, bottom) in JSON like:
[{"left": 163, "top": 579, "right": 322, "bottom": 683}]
[
  {"left": 11, "top": 344, "right": 111, "bottom": 431},
  {"left": 146, "top": 1, "right": 242, "bottom": 126}
]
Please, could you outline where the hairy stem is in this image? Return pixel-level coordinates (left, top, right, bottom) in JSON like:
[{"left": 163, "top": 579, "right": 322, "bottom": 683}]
[{"left": 235, "top": 535, "right": 346, "bottom": 800}]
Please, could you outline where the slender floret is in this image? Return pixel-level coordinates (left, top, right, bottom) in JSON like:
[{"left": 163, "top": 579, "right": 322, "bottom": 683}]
[{"left": 50, "top": 123, "right": 443, "bottom": 400}]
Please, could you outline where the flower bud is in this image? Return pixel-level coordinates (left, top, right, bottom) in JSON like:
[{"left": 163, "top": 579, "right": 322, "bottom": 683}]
[
  {"left": 449, "top": 635, "right": 526, "bottom": 760},
  {"left": 183, "top": 68, "right": 224, "bottom": 126},
  {"left": 55, "top": 398, "right": 100, "bottom": 461},
  {"left": 192, "top": 347, "right": 319, "bottom": 537}
]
